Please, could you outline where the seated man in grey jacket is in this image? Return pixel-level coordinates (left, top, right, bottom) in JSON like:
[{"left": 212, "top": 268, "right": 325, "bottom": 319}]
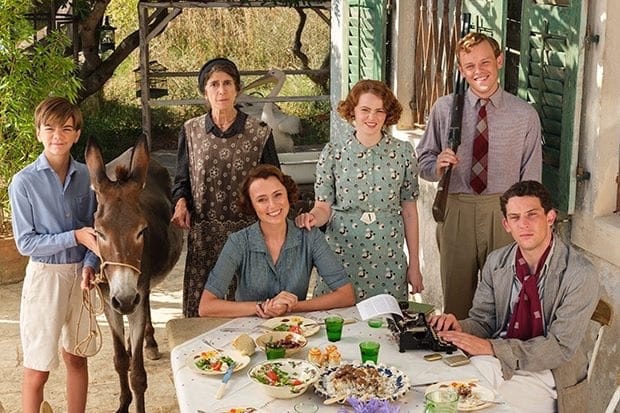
[{"left": 430, "top": 180, "right": 599, "bottom": 413}]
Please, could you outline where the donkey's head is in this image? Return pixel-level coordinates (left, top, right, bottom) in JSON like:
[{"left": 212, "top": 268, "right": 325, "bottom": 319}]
[{"left": 85, "top": 135, "right": 150, "bottom": 315}]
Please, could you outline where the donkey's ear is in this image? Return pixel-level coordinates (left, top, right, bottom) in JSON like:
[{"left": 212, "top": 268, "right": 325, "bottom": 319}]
[
  {"left": 129, "top": 133, "right": 150, "bottom": 188},
  {"left": 85, "top": 136, "right": 111, "bottom": 191}
]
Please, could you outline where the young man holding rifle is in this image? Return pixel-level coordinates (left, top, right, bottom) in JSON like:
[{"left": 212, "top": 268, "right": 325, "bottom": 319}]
[{"left": 416, "top": 32, "right": 542, "bottom": 319}]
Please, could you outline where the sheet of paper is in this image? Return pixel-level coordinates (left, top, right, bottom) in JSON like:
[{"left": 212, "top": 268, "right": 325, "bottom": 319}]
[{"left": 356, "top": 294, "right": 403, "bottom": 320}]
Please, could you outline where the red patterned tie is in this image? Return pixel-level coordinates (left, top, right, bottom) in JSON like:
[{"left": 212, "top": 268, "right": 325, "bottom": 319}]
[{"left": 470, "top": 99, "right": 489, "bottom": 194}]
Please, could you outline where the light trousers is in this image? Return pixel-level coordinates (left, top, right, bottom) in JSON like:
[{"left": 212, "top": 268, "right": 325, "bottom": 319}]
[{"left": 437, "top": 193, "right": 513, "bottom": 319}]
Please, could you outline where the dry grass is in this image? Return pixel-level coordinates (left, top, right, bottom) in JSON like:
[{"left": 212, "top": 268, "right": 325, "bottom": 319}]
[{"left": 105, "top": 6, "right": 329, "bottom": 104}]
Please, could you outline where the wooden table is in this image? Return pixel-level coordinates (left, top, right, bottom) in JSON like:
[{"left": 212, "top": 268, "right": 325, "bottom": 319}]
[{"left": 166, "top": 317, "right": 228, "bottom": 349}]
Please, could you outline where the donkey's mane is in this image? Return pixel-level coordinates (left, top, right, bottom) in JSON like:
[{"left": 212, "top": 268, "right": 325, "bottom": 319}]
[{"left": 114, "top": 165, "right": 131, "bottom": 182}]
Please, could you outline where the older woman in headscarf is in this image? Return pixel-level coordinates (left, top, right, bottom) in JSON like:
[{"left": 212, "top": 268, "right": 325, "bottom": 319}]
[{"left": 171, "top": 58, "right": 280, "bottom": 317}]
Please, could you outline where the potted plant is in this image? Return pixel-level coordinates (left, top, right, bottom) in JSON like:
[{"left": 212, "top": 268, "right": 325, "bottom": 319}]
[{"left": 0, "top": 0, "right": 80, "bottom": 283}]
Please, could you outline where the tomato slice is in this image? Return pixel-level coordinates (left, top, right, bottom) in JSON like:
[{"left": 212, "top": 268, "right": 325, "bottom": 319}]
[
  {"left": 290, "top": 379, "right": 302, "bottom": 386},
  {"left": 266, "top": 369, "right": 278, "bottom": 383},
  {"left": 212, "top": 360, "right": 223, "bottom": 371},
  {"left": 288, "top": 325, "right": 302, "bottom": 334}
]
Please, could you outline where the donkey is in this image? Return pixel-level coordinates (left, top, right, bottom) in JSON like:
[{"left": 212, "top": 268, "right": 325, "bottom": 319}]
[{"left": 85, "top": 134, "right": 183, "bottom": 413}]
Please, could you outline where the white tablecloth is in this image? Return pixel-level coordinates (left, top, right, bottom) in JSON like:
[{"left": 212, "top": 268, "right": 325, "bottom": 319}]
[{"left": 170, "top": 307, "right": 516, "bottom": 413}]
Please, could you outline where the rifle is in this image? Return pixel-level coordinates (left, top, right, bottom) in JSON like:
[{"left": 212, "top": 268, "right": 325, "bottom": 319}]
[{"left": 432, "top": 12, "right": 471, "bottom": 223}]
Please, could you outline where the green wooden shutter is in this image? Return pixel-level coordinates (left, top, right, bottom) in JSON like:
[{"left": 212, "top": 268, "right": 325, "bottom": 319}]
[
  {"left": 519, "top": 1, "right": 586, "bottom": 213},
  {"left": 344, "top": 0, "right": 386, "bottom": 92}
]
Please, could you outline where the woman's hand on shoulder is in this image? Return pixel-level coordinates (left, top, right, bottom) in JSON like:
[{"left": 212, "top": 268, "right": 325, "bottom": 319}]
[
  {"left": 171, "top": 198, "right": 191, "bottom": 229},
  {"left": 295, "top": 202, "right": 332, "bottom": 230},
  {"left": 295, "top": 212, "right": 317, "bottom": 230}
]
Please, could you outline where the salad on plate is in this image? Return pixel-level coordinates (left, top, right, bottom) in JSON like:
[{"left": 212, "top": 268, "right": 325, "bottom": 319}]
[
  {"left": 261, "top": 316, "right": 320, "bottom": 337},
  {"left": 187, "top": 349, "right": 250, "bottom": 375},
  {"left": 251, "top": 363, "right": 305, "bottom": 387}
]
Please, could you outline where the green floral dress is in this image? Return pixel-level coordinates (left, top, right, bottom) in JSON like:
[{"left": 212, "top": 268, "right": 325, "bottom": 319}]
[{"left": 314, "top": 134, "right": 420, "bottom": 302}]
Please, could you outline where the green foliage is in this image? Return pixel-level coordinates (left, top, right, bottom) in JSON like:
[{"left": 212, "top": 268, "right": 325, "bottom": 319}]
[
  {"left": 74, "top": 99, "right": 194, "bottom": 162},
  {"left": 0, "top": 0, "right": 81, "bottom": 223},
  {"left": 73, "top": 99, "right": 143, "bottom": 163}
]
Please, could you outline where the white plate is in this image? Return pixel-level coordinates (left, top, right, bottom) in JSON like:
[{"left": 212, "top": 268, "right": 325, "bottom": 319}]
[
  {"left": 260, "top": 316, "right": 320, "bottom": 337},
  {"left": 254, "top": 331, "right": 308, "bottom": 357},
  {"left": 426, "top": 381, "right": 496, "bottom": 411},
  {"left": 314, "top": 362, "right": 411, "bottom": 402},
  {"left": 186, "top": 349, "right": 250, "bottom": 376},
  {"left": 216, "top": 408, "right": 267, "bottom": 413}
]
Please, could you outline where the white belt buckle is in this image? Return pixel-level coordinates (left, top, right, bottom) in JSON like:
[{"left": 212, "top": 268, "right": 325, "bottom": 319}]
[{"left": 360, "top": 212, "right": 376, "bottom": 224}]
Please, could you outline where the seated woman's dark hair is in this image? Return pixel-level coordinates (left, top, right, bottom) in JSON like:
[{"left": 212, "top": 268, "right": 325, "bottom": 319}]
[{"left": 239, "top": 165, "right": 299, "bottom": 216}]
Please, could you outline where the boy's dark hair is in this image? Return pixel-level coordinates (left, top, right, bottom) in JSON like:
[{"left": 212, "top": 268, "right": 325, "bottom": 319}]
[
  {"left": 238, "top": 164, "right": 299, "bottom": 216},
  {"left": 500, "top": 180, "right": 554, "bottom": 217},
  {"left": 34, "top": 97, "right": 82, "bottom": 131}
]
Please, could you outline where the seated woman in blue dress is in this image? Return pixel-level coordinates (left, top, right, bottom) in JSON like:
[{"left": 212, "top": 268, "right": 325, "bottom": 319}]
[{"left": 198, "top": 165, "right": 356, "bottom": 318}]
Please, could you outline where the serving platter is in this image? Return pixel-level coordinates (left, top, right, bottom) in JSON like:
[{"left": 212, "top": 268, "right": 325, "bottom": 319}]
[
  {"left": 314, "top": 362, "right": 411, "bottom": 402},
  {"left": 186, "top": 349, "right": 250, "bottom": 376},
  {"left": 260, "top": 316, "right": 320, "bottom": 337},
  {"left": 426, "top": 381, "right": 496, "bottom": 411}
]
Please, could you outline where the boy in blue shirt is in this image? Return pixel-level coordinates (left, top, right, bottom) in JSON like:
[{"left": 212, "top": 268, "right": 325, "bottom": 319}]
[{"left": 9, "top": 97, "right": 99, "bottom": 413}]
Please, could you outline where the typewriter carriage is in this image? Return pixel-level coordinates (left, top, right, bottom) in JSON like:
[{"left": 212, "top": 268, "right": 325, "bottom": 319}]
[{"left": 387, "top": 308, "right": 456, "bottom": 354}]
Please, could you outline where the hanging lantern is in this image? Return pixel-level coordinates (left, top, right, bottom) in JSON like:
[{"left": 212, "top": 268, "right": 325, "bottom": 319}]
[
  {"left": 134, "top": 61, "right": 169, "bottom": 99},
  {"left": 99, "top": 16, "right": 116, "bottom": 55}
]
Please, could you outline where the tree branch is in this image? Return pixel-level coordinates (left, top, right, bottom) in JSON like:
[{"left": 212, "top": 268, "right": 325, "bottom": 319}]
[
  {"left": 291, "top": 7, "right": 329, "bottom": 92},
  {"left": 77, "top": 7, "right": 174, "bottom": 103}
]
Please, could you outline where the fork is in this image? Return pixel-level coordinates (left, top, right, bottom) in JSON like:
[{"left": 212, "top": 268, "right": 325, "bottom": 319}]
[
  {"left": 478, "top": 399, "right": 506, "bottom": 405},
  {"left": 201, "top": 338, "right": 223, "bottom": 352}
]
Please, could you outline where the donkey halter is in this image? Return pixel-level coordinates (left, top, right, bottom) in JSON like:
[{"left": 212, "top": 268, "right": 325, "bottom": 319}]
[
  {"left": 74, "top": 236, "right": 143, "bottom": 357},
  {"left": 99, "top": 260, "right": 142, "bottom": 279},
  {"left": 96, "top": 233, "right": 143, "bottom": 282}
]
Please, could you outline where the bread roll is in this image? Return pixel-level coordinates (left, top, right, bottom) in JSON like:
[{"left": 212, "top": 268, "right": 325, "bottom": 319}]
[{"left": 232, "top": 333, "right": 256, "bottom": 356}]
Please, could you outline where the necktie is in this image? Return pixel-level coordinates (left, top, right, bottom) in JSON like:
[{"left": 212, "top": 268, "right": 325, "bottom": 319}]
[
  {"left": 505, "top": 241, "right": 553, "bottom": 340},
  {"left": 470, "top": 99, "right": 489, "bottom": 194}
]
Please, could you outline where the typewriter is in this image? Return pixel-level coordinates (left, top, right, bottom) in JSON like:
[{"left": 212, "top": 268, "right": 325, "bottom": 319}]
[{"left": 387, "top": 303, "right": 457, "bottom": 354}]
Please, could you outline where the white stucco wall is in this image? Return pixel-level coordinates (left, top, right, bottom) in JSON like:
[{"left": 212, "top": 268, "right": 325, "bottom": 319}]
[{"left": 571, "top": 1, "right": 620, "bottom": 409}]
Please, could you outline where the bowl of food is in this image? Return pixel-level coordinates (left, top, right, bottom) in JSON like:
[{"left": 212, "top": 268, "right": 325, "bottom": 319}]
[
  {"left": 248, "top": 359, "right": 321, "bottom": 399},
  {"left": 314, "top": 362, "right": 411, "bottom": 403},
  {"left": 255, "top": 331, "right": 307, "bottom": 357}
]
